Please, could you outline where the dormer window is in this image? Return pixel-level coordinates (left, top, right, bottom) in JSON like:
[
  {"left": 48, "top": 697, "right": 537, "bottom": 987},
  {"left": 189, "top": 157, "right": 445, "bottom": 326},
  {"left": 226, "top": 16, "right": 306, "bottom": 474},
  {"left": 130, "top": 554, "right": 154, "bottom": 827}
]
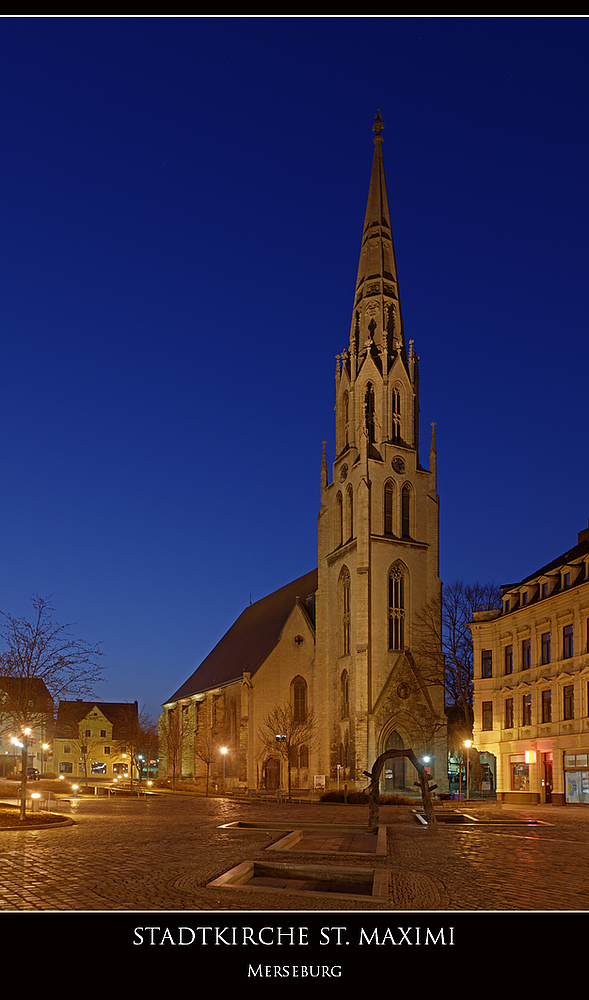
[
  {"left": 521, "top": 591, "right": 527, "bottom": 606},
  {"left": 564, "top": 572, "right": 571, "bottom": 589}
]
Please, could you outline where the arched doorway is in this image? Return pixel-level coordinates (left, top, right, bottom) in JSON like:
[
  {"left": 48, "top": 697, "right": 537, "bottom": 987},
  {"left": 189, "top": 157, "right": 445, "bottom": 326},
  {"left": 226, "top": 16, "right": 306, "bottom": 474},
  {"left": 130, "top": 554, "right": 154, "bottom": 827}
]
[
  {"left": 383, "top": 730, "right": 405, "bottom": 791},
  {"left": 264, "top": 756, "right": 280, "bottom": 790}
]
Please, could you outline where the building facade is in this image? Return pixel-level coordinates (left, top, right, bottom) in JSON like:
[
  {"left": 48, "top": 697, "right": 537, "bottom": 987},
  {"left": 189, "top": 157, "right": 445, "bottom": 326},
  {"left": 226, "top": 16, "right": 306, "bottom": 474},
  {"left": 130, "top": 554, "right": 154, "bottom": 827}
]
[
  {"left": 471, "top": 523, "right": 589, "bottom": 805},
  {"left": 53, "top": 700, "right": 140, "bottom": 780},
  {"left": 160, "top": 113, "right": 447, "bottom": 795},
  {"left": 0, "top": 676, "right": 54, "bottom": 776}
]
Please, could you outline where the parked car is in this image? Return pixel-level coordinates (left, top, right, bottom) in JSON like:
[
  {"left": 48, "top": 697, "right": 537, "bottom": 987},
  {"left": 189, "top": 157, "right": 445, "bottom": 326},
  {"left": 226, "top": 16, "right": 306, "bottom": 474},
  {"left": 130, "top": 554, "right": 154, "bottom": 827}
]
[{"left": 19, "top": 767, "right": 40, "bottom": 781}]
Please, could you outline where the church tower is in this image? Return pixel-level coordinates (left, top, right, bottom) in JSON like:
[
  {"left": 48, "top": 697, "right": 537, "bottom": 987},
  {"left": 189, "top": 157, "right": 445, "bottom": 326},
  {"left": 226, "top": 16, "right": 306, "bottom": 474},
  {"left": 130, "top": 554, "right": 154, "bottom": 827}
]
[{"left": 316, "top": 112, "right": 446, "bottom": 792}]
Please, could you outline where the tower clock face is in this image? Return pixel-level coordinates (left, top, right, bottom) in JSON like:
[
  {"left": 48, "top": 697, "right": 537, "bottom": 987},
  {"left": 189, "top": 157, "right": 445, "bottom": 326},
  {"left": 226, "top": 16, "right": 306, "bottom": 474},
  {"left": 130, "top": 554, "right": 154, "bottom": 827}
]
[
  {"left": 392, "top": 457, "right": 405, "bottom": 474},
  {"left": 340, "top": 464, "right": 348, "bottom": 482}
]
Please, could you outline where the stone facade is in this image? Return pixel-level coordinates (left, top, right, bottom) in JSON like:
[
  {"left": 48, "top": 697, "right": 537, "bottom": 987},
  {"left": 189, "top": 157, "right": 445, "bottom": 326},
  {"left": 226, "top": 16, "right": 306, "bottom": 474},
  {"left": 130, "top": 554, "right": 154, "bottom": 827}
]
[
  {"left": 160, "top": 114, "right": 447, "bottom": 795},
  {"left": 470, "top": 523, "right": 589, "bottom": 805}
]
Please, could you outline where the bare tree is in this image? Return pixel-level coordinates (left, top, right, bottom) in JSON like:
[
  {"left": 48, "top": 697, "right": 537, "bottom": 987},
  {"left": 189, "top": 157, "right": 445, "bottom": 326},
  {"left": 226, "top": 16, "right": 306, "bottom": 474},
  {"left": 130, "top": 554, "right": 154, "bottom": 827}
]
[
  {"left": 0, "top": 595, "right": 103, "bottom": 818},
  {"left": 414, "top": 580, "right": 501, "bottom": 733},
  {"left": 258, "top": 703, "right": 317, "bottom": 799},
  {"left": 194, "top": 725, "right": 217, "bottom": 796}
]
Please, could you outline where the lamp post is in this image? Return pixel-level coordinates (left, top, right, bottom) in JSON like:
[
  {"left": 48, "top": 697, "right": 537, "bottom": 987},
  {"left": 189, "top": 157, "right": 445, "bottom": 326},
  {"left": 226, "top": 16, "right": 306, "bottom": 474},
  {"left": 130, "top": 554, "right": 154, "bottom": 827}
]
[
  {"left": 464, "top": 740, "right": 473, "bottom": 801},
  {"left": 12, "top": 726, "right": 32, "bottom": 820},
  {"left": 220, "top": 746, "right": 227, "bottom": 793},
  {"left": 275, "top": 734, "right": 286, "bottom": 798}
]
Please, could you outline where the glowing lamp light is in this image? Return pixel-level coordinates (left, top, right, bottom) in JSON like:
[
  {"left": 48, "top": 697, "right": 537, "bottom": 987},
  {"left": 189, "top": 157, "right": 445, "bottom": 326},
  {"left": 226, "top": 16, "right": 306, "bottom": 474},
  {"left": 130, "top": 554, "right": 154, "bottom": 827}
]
[{"left": 525, "top": 750, "right": 536, "bottom": 764}]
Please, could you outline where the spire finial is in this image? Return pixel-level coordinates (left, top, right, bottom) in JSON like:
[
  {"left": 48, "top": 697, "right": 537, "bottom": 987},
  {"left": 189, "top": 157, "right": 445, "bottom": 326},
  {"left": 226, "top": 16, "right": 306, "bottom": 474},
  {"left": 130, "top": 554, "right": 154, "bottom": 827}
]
[{"left": 373, "top": 110, "right": 384, "bottom": 140}]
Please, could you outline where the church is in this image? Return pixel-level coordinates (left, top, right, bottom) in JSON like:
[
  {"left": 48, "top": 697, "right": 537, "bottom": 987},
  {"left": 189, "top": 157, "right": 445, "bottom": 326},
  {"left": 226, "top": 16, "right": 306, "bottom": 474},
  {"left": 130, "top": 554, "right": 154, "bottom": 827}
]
[{"left": 159, "top": 113, "right": 447, "bottom": 796}]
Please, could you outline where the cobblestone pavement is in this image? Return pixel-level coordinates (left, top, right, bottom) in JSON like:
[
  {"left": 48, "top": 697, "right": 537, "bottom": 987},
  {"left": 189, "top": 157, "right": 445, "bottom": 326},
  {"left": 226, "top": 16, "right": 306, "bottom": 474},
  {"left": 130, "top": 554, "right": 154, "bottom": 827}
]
[{"left": 0, "top": 793, "right": 588, "bottom": 912}]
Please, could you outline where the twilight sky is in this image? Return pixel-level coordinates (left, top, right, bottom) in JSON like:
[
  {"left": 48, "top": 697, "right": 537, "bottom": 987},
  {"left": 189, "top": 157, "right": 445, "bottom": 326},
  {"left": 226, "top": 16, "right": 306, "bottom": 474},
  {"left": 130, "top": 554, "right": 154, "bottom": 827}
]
[{"left": 0, "top": 16, "right": 588, "bottom": 721}]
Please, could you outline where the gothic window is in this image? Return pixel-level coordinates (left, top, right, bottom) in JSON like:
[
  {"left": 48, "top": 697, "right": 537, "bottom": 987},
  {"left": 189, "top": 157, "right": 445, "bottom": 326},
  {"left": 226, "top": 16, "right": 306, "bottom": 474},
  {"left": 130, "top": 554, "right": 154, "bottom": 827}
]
[
  {"left": 340, "top": 669, "right": 349, "bottom": 718},
  {"left": 388, "top": 563, "right": 406, "bottom": 650},
  {"left": 335, "top": 491, "right": 343, "bottom": 548},
  {"left": 291, "top": 676, "right": 307, "bottom": 721},
  {"left": 340, "top": 566, "right": 351, "bottom": 656},
  {"left": 401, "top": 483, "right": 412, "bottom": 538},
  {"left": 342, "top": 391, "right": 349, "bottom": 446},
  {"left": 365, "top": 382, "right": 376, "bottom": 443},
  {"left": 346, "top": 484, "right": 353, "bottom": 541},
  {"left": 384, "top": 480, "right": 394, "bottom": 535},
  {"left": 392, "top": 386, "right": 401, "bottom": 443},
  {"left": 299, "top": 744, "right": 309, "bottom": 769}
]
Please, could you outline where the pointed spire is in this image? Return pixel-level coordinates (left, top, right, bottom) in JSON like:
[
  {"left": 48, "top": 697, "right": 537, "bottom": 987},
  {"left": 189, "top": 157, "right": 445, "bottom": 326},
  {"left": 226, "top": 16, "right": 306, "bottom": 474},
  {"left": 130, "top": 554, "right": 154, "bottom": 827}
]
[{"left": 349, "top": 111, "right": 405, "bottom": 368}]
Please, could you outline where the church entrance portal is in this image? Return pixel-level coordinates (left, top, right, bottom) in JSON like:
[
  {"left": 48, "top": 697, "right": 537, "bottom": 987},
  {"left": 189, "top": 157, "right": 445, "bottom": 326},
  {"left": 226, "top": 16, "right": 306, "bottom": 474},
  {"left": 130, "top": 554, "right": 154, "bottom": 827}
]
[{"left": 383, "top": 731, "right": 405, "bottom": 791}]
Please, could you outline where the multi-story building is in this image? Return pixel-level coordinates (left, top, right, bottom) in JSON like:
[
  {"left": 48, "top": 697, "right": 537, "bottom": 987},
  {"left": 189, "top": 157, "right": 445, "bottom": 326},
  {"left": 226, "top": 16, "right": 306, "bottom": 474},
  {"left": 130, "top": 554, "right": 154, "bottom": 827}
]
[
  {"left": 160, "top": 113, "right": 447, "bottom": 795},
  {"left": 53, "top": 700, "right": 139, "bottom": 780},
  {"left": 0, "top": 676, "right": 53, "bottom": 775},
  {"left": 470, "top": 522, "right": 589, "bottom": 805}
]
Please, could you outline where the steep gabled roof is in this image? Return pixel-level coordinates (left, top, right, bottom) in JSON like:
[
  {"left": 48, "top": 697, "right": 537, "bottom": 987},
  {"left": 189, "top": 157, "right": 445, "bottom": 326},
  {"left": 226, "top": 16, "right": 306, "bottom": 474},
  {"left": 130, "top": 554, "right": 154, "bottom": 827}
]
[
  {"left": 165, "top": 568, "right": 318, "bottom": 704},
  {"left": 55, "top": 700, "right": 138, "bottom": 739},
  {"left": 0, "top": 675, "right": 53, "bottom": 714}
]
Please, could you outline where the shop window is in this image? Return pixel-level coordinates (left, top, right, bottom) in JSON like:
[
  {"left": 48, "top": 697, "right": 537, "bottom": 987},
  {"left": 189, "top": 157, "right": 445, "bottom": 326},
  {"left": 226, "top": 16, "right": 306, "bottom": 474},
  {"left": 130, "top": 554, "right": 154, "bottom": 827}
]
[{"left": 510, "top": 756, "right": 530, "bottom": 791}]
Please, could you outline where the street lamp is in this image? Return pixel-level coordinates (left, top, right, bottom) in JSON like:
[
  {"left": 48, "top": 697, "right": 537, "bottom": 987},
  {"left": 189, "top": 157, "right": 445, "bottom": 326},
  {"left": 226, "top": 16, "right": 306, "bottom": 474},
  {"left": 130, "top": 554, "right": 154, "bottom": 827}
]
[
  {"left": 220, "top": 747, "right": 228, "bottom": 792},
  {"left": 464, "top": 740, "right": 473, "bottom": 801},
  {"left": 275, "top": 734, "right": 286, "bottom": 798}
]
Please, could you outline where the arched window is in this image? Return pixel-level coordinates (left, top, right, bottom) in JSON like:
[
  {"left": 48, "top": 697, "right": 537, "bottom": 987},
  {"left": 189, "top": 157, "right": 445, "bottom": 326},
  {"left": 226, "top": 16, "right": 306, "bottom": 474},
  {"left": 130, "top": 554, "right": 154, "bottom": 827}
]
[
  {"left": 384, "top": 480, "right": 394, "bottom": 535},
  {"left": 340, "top": 567, "right": 351, "bottom": 656},
  {"left": 401, "top": 483, "right": 412, "bottom": 538},
  {"left": 340, "top": 669, "right": 349, "bottom": 718},
  {"left": 291, "top": 676, "right": 307, "bottom": 721},
  {"left": 389, "top": 564, "right": 406, "bottom": 650},
  {"left": 392, "top": 387, "right": 401, "bottom": 443},
  {"left": 365, "top": 382, "right": 376, "bottom": 443},
  {"left": 335, "top": 491, "right": 343, "bottom": 548},
  {"left": 299, "top": 744, "right": 309, "bottom": 769},
  {"left": 342, "top": 390, "right": 349, "bottom": 447},
  {"left": 346, "top": 484, "right": 353, "bottom": 541}
]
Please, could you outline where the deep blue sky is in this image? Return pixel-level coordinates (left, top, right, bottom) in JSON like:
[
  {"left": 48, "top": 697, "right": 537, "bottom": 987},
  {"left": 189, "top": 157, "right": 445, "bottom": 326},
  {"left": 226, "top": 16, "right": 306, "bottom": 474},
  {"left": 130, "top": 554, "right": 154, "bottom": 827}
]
[{"left": 0, "top": 16, "right": 588, "bottom": 721}]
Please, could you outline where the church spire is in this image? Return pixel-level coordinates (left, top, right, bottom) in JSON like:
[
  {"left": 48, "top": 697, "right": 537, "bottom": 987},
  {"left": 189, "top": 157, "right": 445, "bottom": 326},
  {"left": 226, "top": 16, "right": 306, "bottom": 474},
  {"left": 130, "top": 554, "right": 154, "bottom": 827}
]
[{"left": 349, "top": 111, "right": 405, "bottom": 370}]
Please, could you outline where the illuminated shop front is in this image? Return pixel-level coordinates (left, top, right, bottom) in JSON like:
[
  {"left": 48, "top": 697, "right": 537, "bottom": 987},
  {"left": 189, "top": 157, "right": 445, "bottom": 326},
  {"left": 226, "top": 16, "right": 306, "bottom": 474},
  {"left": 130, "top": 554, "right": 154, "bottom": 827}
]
[{"left": 564, "top": 752, "right": 589, "bottom": 804}]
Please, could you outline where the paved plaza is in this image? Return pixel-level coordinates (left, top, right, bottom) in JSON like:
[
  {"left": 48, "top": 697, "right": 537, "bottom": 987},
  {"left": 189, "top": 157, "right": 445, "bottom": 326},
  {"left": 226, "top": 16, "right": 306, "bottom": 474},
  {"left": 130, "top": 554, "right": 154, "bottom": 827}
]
[{"left": 0, "top": 791, "right": 588, "bottom": 912}]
